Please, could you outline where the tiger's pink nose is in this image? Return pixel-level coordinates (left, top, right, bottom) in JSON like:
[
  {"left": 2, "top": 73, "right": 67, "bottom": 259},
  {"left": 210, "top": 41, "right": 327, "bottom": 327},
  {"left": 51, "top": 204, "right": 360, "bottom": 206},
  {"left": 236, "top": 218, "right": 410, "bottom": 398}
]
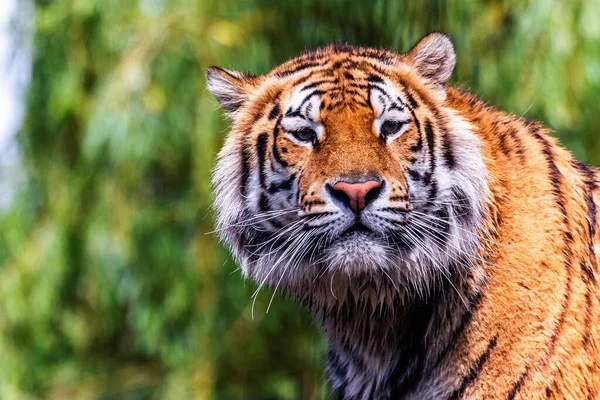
[{"left": 330, "top": 180, "right": 383, "bottom": 212}]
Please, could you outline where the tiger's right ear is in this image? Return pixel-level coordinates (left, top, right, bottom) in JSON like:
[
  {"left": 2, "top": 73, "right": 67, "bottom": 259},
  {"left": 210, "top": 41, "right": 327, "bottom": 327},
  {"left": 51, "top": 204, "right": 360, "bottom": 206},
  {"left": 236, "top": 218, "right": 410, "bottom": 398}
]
[
  {"left": 206, "top": 66, "right": 255, "bottom": 114},
  {"left": 405, "top": 32, "right": 456, "bottom": 86}
]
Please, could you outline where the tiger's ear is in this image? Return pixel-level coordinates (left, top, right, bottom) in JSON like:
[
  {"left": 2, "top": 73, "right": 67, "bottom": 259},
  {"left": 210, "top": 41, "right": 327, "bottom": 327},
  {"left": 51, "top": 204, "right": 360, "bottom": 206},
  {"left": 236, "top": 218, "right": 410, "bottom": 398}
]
[
  {"left": 206, "top": 66, "right": 256, "bottom": 114},
  {"left": 406, "top": 32, "right": 456, "bottom": 85}
]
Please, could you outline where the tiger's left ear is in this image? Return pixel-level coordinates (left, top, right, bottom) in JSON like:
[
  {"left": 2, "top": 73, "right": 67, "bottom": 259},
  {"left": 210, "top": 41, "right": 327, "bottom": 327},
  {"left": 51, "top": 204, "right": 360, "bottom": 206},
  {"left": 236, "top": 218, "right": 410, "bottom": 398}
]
[
  {"left": 406, "top": 32, "right": 456, "bottom": 86},
  {"left": 206, "top": 66, "right": 257, "bottom": 115}
]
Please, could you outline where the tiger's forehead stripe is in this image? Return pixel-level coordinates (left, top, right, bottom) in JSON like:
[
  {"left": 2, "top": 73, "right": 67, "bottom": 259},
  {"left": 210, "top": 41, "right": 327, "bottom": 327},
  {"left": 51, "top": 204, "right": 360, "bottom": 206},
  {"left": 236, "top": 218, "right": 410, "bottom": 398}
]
[
  {"left": 270, "top": 68, "right": 423, "bottom": 124},
  {"left": 258, "top": 56, "right": 436, "bottom": 126},
  {"left": 287, "top": 78, "right": 396, "bottom": 114},
  {"left": 271, "top": 44, "right": 398, "bottom": 79}
]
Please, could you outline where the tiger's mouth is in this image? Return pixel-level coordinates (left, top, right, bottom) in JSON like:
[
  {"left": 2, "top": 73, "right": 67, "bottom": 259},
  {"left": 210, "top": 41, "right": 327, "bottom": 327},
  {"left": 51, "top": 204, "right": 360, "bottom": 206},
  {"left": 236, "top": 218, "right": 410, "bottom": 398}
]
[
  {"left": 340, "top": 221, "right": 373, "bottom": 237},
  {"left": 320, "top": 225, "right": 391, "bottom": 275},
  {"left": 328, "top": 219, "right": 382, "bottom": 241},
  {"left": 330, "top": 221, "right": 382, "bottom": 248}
]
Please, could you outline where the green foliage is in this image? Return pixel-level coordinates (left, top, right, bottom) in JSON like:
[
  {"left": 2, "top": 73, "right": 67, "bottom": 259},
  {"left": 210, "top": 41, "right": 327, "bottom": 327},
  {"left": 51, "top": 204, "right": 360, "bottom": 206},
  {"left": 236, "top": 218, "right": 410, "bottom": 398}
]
[{"left": 0, "top": 0, "right": 599, "bottom": 398}]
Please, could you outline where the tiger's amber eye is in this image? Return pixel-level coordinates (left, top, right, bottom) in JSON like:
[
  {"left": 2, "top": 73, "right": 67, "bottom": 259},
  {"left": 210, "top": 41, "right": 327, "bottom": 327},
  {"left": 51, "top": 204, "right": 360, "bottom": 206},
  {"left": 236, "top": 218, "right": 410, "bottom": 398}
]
[
  {"left": 381, "top": 120, "right": 403, "bottom": 137},
  {"left": 292, "top": 128, "right": 318, "bottom": 144}
]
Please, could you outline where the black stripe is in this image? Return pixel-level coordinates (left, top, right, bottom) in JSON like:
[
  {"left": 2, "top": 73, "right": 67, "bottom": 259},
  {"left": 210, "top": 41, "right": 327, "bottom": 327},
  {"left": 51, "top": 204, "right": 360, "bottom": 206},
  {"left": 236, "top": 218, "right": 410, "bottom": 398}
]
[
  {"left": 343, "top": 89, "right": 366, "bottom": 97},
  {"left": 337, "top": 59, "right": 360, "bottom": 70},
  {"left": 448, "top": 334, "right": 498, "bottom": 400},
  {"left": 347, "top": 83, "right": 370, "bottom": 90},
  {"left": 573, "top": 160, "right": 598, "bottom": 272},
  {"left": 451, "top": 186, "right": 472, "bottom": 223},
  {"left": 256, "top": 133, "right": 269, "bottom": 189},
  {"left": 428, "top": 180, "right": 438, "bottom": 203},
  {"left": 409, "top": 111, "right": 423, "bottom": 152},
  {"left": 327, "top": 101, "right": 344, "bottom": 111},
  {"left": 425, "top": 120, "right": 436, "bottom": 172},
  {"left": 376, "top": 95, "right": 387, "bottom": 115},
  {"left": 399, "top": 79, "right": 434, "bottom": 111},
  {"left": 441, "top": 127, "right": 456, "bottom": 169},
  {"left": 272, "top": 116, "right": 288, "bottom": 167},
  {"left": 240, "top": 141, "right": 251, "bottom": 197},
  {"left": 388, "top": 286, "right": 446, "bottom": 396},
  {"left": 304, "top": 200, "right": 326, "bottom": 209},
  {"left": 412, "top": 112, "right": 421, "bottom": 131},
  {"left": 506, "top": 124, "right": 526, "bottom": 162},
  {"left": 498, "top": 130, "right": 511, "bottom": 158},
  {"left": 298, "top": 90, "right": 324, "bottom": 111},
  {"left": 422, "top": 172, "right": 433, "bottom": 185},
  {"left": 354, "top": 100, "right": 371, "bottom": 109},
  {"left": 277, "top": 61, "right": 326, "bottom": 77},
  {"left": 291, "top": 74, "right": 311, "bottom": 87},
  {"left": 581, "top": 261, "right": 594, "bottom": 348},
  {"left": 508, "top": 131, "right": 575, "bottom": 398},
  {"left": 259, "top": 193, "right": 270, "bottom": 212},
  {"left": 430, "top": 291, "right": 483, "bottom": 373},
  {"left": 407, "top": 169, "right": 421, "bottom": 181},
  {"left": 537, "top": 131, "right": 574, "bottom": 353},
  {"left": 506, "top": 368, "right": 528, "bottom": 400},
  {"left": 301, "top": 79, "right": 338, "bottom": 91},
  {"left": 387, "top": 264, "right": 476, "bottom": 397},
  {"left": 268, "top": 104, "right": 280, "bottom": 120},
  {"left": 285, "top": 110, "right": 304, "bottom": 118},
  {"left": 405, "top": 91, "right": 419, "bottom": 110},
  {"left": 367, "top": 74, "right": 383, "bottom": 83},
  {"left": 388, "top": 103, "right": 405, "bottom": 113},
  {"left": 267, "top": 174, "right": 295, "bottom": 194},
  {"left": 369, "top": 85, "right": 394, "bottom": 106},
  {"left": 433, "top": 207, "right": 451, "bottom": 236},
  {"left": 572, "top": 160, "right": 598, "bottom": 386},
  {"left": 358, "top": 55, "right": 389, "bottom": 69}
]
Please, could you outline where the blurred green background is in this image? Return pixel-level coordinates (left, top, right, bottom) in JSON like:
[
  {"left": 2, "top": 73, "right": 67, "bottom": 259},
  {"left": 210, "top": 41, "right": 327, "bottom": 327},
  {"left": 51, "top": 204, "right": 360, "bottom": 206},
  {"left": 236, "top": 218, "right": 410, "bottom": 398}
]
[{"left": 0, "top": 0, "right": 599, "bottom": 398}]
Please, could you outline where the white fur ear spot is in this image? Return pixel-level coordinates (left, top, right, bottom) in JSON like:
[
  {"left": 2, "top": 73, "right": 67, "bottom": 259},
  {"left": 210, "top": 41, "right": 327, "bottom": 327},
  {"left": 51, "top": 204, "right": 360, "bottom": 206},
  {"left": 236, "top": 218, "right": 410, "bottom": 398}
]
[
  {"left": 407, "top": 32, "right": 456, "bottom": 85},
  {"left": 206, "top": 66, "right": 252, "bottom": 113}
]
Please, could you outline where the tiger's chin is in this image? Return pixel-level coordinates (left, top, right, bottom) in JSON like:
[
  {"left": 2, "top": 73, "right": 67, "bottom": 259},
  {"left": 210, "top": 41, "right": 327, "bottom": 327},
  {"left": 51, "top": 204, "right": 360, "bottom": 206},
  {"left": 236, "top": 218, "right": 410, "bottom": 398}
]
[{"left": 322, "top": 231, "right": 394, "bottom": 276}]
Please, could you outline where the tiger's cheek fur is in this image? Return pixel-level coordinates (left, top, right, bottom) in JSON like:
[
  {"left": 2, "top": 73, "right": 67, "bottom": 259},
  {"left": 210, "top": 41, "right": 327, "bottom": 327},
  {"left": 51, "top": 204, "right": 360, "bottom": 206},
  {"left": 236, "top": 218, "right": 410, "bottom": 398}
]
[{"left": 211, "top": 131, "right": 251, "bottom": 268}]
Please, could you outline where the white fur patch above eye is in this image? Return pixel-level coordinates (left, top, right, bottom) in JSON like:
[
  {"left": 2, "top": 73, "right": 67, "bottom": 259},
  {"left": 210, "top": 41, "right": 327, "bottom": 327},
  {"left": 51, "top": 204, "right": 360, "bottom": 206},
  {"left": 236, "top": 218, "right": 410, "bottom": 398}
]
[
  {"left": 281, "top": 86, "right": 325, "bottom": 146},
  {"left": 282, "top": 116, "right": 315, "bottom": 132},
  {"left": 287, "top": 86, "right": 323, "bottom": 122},
  {"left": 303, "top": 95, "right": 321, "bottom": 122},
  {"left": 369, "top": 82, "right": 411, "bottom": 142}
]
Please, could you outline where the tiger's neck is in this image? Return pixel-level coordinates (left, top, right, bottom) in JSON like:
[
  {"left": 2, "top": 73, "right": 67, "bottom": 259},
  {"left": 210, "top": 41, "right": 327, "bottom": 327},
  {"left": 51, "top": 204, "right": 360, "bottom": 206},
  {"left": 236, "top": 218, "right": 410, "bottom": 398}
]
[{"left": 312, "top": 266, "right": 484, "bottom": 399}]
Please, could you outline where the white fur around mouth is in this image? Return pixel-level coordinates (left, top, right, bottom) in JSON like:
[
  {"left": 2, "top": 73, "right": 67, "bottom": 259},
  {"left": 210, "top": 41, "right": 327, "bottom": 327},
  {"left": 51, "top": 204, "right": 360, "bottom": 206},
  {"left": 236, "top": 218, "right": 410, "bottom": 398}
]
[{"left": 323, "top": 231, "right": 391, "bottom": 275}]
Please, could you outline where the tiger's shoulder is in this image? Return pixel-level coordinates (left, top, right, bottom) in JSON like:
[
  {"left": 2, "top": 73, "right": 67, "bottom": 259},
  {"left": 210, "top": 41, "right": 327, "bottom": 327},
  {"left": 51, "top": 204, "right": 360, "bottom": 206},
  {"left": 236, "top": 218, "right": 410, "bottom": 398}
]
[{"left": 434, "top": 86, "right": 600, "bottom": 399}]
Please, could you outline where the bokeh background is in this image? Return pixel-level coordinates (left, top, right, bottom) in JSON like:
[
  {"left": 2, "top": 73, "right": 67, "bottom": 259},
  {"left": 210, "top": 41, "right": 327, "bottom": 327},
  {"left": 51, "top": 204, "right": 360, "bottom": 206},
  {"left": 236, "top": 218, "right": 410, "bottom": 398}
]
[{"left": 0, "top": 0, "right": 599, "bottom": 398}]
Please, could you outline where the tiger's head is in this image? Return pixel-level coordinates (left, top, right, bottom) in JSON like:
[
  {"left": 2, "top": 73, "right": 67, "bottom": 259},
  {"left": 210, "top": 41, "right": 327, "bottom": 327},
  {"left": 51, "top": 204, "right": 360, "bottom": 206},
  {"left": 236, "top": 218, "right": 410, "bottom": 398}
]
[{"left": 208, "top": 33, "right": 488, "bottom": 307}]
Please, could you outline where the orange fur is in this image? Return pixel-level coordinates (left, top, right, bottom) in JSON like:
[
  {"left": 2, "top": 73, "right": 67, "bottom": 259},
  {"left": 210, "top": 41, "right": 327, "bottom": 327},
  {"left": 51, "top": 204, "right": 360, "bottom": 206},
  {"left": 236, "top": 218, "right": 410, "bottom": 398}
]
[{"left": 443, "top": 91, "right": 600, "bottom": 399}]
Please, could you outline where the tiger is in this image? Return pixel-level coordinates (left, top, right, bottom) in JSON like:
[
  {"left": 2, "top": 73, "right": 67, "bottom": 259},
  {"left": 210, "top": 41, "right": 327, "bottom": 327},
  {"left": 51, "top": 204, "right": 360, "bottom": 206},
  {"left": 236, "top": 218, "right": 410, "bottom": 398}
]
[{"left": 206, "top": 32, "right": 600, "bottom": 399}]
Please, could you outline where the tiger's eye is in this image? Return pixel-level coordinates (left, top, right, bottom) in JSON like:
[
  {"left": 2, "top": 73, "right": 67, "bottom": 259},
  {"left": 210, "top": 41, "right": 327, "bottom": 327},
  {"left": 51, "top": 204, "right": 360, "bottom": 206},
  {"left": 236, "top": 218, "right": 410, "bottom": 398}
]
[
  {"left": 292, "top": 128, "right": 318, "bottom": 144},
  {"left": 381, "top": 120, "right": 403, "bottom": 137}
]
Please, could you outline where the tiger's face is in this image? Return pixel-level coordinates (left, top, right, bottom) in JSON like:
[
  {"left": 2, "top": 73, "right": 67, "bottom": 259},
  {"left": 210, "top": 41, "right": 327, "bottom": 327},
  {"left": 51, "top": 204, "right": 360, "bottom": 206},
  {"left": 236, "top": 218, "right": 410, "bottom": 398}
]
[{"left": 208, "top": 33, "right": 489, "bottom": 304}]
